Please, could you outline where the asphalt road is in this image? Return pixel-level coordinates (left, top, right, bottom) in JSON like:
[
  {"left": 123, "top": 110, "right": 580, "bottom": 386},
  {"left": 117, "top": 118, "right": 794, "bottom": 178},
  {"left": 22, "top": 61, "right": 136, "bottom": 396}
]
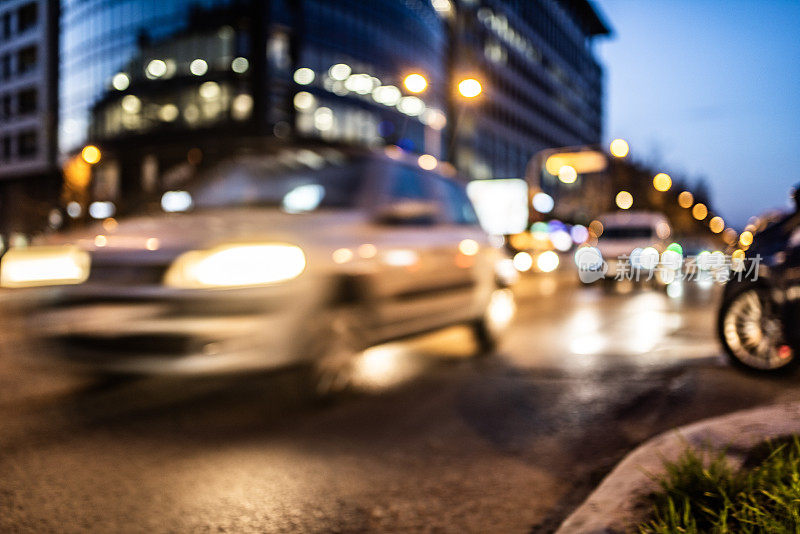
[{"left": 3, "top": 274, "right": 800, "bottom": 533}]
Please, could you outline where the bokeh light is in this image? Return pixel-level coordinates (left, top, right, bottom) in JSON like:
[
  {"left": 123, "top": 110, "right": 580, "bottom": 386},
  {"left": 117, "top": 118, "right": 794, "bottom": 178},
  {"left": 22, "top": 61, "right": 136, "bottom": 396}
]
[
  {"left": 532, "top": 192, "right": 554, "bottom": 213},
  {"left": 609, "top": 138, "right": 629, "bottom": 158},
  {"left": 692, "top": 203, "right": 708, "bottom": 220},
  {"left": 537, "top": 251, "right": 560, "bottom": 273},
  {"left": 558, "top": 165, "right": 577, "bottom": 184},
  {"left": 457, "top": 78, "right": 482, "bottom": 98},
  {"left": 615, "top": 191, "right": 633, "bottom": 210},
  {"left": 652, "top": 173, "right": 672, "bottom": 192},
  {"left": 709, "top": 216, "right": 724, "bottom": 234},
  {"left": 403, "top": 73, "right": 428, "bottom": 93}
]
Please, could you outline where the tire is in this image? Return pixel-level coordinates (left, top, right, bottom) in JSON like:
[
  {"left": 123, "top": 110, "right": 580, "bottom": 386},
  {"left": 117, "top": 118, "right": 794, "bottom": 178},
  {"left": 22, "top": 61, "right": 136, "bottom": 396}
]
[
  {"left": 718, "top": 284, "right": 796, "bottom": 373},
  {"left": 471, "top": 288, "right": 515, "bottom": 356},
  {"left": 304, "top": 306, "right": 370, "bottom": 396}
]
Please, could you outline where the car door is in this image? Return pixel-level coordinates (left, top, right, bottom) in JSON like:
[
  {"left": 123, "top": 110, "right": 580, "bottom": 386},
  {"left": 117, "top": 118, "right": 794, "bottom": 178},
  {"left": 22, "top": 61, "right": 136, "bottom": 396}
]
[
  {"left": 368, "top": 161, "right": 457, "bottom": 337},
  {"left": 428, "top": 175, "right": 495, "bottom": 321}
]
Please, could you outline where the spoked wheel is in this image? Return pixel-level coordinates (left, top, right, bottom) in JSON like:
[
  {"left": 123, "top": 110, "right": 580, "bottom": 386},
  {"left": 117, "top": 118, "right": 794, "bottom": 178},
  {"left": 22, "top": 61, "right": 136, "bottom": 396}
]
[{"left": 719, "top": 286, "right": 795, "bottom": 372}]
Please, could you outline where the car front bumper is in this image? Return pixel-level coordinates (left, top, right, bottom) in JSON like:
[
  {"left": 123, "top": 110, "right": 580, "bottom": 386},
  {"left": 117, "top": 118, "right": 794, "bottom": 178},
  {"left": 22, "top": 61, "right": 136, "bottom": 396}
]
[{"left": 10, "top": 278, "right": 331, "bottom": 375}]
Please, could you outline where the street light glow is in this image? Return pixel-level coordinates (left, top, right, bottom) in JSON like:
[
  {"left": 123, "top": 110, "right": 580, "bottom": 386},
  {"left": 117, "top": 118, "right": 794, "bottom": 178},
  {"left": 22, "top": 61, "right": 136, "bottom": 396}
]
[
  {"left": 403, "top": 73, "right": 428, "bottom": 94},
  {"left": 81, "top": 145, "right": 101, "bottom": 165},
  {"left": 458, "top": 78, "right": 482, "bottom": 98},
  {"left": 653, "top": 173, "right": 672, "bottom": 192},
  {"left": 616, "top": 191, "right": 633, "bottom": 210},
  {"left": 692, "top": 203, "right": 708, "bottom": 220},
  {"left": 678, "top": 191, "right": 694, "bottom": 208},
  {"left": 709, "top": 216, "right": 725, "bottom": 233},
  {"left": 739, "top": 230, "right": 754, "bottom": 247},
  {"left": 609, "top": 138, "right": 629, "bottom": 158}
]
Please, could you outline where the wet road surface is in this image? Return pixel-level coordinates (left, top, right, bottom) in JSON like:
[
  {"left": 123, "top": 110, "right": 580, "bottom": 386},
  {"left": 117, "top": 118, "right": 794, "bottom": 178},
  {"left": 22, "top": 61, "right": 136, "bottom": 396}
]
[{"left": 3, "top": 274, "right": 800, "bottom": 532}]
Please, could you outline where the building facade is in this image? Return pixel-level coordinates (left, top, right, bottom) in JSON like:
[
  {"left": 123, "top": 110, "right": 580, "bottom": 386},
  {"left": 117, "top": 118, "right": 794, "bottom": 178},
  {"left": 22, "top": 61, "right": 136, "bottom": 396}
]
[
  {"left": 449, "top": 0, "right": 609, "bottom": 180},
  {"left": 56, "top": 0, "right": 608, "bottom": 218},
  {"left": 0, "top": 0, "right": 59, "bottom": 238}
]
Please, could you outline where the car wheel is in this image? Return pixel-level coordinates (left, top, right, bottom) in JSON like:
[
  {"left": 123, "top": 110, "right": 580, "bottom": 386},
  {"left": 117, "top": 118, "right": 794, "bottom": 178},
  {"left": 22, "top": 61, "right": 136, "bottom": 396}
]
[
  {"left": 718, "top": 285, "right": 796, "bottom": 372},
  {"left": 471, "top": 288, "right": 515, "bottom": 356},
  {"left": 306, "top": 307, "right": 370, "bottom": 396}
]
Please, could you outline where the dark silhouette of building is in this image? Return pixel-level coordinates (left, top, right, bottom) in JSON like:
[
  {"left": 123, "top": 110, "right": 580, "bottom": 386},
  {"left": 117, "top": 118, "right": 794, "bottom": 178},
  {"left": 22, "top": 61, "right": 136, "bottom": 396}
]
[{"left": 0, "top": 0, "right": 59, "bottom": 240}]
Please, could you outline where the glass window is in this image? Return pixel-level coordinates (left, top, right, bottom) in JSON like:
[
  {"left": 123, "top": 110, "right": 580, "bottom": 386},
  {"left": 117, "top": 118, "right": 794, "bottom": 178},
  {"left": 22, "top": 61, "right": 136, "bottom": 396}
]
[
  {"left": 18, "top": 3, "right": 38, "bottom": 33},
  {"left": 1, "top": 94, "right": 11, "bottom": 120},
  {"left": 1, "top": 136, "right": 11, "bottom": 160},
  {"left": 1, "top": 13, "right": 11, "bottom": 39},
  {"left": 189, "top": 152, "right": 365, "bottom": 211},
  {"left": 18, "top": 45, "right": 38, "bottom": 74},
  {"left": 18, "top": 130, "right": 37, "bottom": 158},
  {"left": 18, "top": 88, "right": 37, "bottom": 115},
  {"left": 432, "top": 177, "right": 479, "bottom": 225},
  {"left": 0, "top": 54, "right": 11, "bottom": 80},
  {"left": 386, "top": 164, "right": 431, "bottom": 201}
]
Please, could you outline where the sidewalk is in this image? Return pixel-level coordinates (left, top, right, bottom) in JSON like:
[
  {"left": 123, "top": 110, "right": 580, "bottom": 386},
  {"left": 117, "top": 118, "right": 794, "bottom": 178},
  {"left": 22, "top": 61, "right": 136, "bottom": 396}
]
[{"left": 556, "top": 402, "right": 800, "bottom": 533}]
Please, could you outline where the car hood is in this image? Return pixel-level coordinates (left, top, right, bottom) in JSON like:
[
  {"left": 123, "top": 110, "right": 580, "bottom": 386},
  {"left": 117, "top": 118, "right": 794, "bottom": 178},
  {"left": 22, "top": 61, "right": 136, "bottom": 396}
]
[{"left": 38, "top": 208, "right": 371, "bottom": 263}]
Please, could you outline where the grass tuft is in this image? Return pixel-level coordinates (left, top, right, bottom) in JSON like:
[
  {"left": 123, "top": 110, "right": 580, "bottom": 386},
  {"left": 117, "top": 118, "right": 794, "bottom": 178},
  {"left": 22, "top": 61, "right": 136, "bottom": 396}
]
[{"left": 639, "top": 436, "right": 800, "bottom": 533}]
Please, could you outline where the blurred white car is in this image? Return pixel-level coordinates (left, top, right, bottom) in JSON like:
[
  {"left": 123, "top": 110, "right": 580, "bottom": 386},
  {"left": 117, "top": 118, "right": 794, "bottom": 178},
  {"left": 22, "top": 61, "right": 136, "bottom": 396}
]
[
  {"left": 0, "top": 148, "right": 514, "bottom": 387},
  {"left": 596, "top": 211, "right": 672, "bottom": 282}
]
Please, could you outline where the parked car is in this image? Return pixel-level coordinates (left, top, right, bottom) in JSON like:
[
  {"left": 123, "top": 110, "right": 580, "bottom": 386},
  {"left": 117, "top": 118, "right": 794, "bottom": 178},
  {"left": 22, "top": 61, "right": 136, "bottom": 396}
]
[
  {"left": 0, "top": 147, "right": 514, "bottom": 390},
  {"left": 718, "top": 186, "right": 800, "bottom": 372}
]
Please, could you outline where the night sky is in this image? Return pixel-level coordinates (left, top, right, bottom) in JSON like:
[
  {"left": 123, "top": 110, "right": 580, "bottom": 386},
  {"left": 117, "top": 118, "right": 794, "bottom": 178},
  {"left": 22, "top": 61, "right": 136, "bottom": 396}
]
[{"left": 597, "top": 0, "right": 800, "bottom": 228}]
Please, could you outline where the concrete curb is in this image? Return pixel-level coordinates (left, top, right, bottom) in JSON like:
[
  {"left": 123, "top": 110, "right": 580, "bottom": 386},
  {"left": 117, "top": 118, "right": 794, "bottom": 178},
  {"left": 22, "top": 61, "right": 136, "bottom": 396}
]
[{"left": 556, "top": 402, "right": 800, "bottom": 534}]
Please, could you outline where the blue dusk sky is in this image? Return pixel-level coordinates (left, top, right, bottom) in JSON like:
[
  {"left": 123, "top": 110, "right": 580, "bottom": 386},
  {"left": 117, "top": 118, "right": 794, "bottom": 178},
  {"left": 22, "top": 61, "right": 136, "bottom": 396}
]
[{"left": 596, "top": 0, "right": 800, "bottom": 228}]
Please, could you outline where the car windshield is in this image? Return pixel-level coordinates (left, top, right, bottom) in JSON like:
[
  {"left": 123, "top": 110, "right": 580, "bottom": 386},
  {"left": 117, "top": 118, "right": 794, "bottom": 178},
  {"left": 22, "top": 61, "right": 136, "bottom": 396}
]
[
  {"left": 602, "top": 226, "right": 654, "bottom": 239},
  {"left": 186, "top": 149, "right": 366, "bottom": 212}
]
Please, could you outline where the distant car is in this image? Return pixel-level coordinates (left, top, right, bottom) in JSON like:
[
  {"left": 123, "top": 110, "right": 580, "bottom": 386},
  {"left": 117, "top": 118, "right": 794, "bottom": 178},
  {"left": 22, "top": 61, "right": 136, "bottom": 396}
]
[
  {"left": 718, "top": 186, "right": 800, "bottom": 372},
  {"left": 595, "top": 211, "right": 672, "bottom": 283},
  {"left": 0, "top": 147, "right": 514, "bottom": 390}
]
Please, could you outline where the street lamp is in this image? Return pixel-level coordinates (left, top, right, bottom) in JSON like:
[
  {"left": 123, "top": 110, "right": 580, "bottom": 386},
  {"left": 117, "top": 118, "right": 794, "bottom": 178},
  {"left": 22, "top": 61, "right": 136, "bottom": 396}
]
[
  {"left": 81, "top": 145, "right": 101, "bottom": 165},
  {"left": 653, "top": 173, "right": 672, "bottom": 192},
  {"left": 609, "top": 138, "right": 629, "bottom": 158},
  {"left": 403, "top": 73, "right": 428, "bottom": 94},
  {"left": 678, "top": 191, "right": 694, "bottom": 208},
  {"left": 457, "top": 78, "right": 482, "bottom": 99},
  {"left": 692, "top": 203, "right": 708, "bottom": 221}
]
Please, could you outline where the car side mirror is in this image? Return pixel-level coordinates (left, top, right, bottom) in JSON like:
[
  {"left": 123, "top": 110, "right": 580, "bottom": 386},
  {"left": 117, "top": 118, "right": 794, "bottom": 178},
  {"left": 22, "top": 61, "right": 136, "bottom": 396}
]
[{"left": 374, "top": 200, "right": 439, "bottom": 226}]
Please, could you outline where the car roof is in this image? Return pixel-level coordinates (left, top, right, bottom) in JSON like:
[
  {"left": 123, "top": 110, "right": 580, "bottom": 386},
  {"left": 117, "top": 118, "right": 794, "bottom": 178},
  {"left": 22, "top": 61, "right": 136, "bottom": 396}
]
[{"left": 215, "top": 142, "right": 469, "bottom": 186}]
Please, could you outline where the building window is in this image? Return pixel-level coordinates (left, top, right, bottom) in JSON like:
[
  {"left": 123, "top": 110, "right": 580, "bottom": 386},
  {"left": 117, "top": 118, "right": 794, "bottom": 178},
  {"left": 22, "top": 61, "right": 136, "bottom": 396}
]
[
  {"left": 1, "top": 12, "right": 11, "bottom": 40},
  {"left": 0, "top": 54, "right": 11, "bottom": 80},
  {"left": 18, "top": 88, "right": 37, "bottom": 115},
  {"left": 17, "top": 45, "right": 37, "bottom": 74},
  {"left": 2, "top": 136, "right": 12, "bottom": 160},
  {"left": 18, "top": 3, "right": 38, "bottom": 33},
  {"left": 1, "top": 94, "right": 12, "bottom": 120},
  {"left": 18, "top": 130, "right": 37, "bottom": 158}
]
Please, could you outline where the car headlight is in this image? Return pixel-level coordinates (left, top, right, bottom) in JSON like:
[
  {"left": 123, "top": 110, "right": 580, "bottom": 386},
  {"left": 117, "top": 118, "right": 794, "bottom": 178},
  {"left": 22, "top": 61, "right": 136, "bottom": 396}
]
[
  {"left": 0, "top": 246, "right": 90, "bottom": 288},
  {"left": 164, "top": 243, "right": 306, "bottom": 288}
]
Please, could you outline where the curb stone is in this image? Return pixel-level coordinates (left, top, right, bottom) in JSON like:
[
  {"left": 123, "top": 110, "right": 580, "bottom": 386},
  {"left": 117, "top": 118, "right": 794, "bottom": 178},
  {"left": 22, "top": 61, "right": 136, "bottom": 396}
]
[{"left": 556, "top": 402, "right": 800, "bottom": 533}]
